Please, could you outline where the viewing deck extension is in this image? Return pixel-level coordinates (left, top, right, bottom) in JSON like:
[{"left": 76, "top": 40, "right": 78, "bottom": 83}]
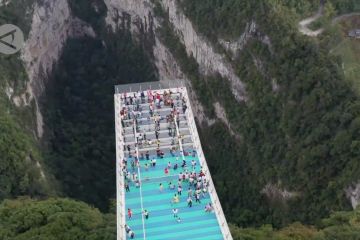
[{"left": 115, "top": 81, "right": 232, "bottom": 240}]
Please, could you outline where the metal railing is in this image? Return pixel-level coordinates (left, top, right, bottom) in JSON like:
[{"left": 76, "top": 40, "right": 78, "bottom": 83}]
[
  {"left": 133, "top": 118, "right": 147, "bottom": 240},
  {"left": 174, "top": 114, "right": 186, "bottom": 161},
  {"left": 115, "top": 94, "right": 127, "bottom": 240}
]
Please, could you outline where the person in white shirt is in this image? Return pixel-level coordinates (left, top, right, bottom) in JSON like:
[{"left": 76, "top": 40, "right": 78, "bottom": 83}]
[
  {"left": 177, "top": 185, "right": 182, "bottom": 196},
  {"left": 191, "top": 160, "right": 196, "bottom": 170},
  {"left": 189, "top": 177, "right": 194, "bottom": 185},
  {"left": 128, "top": 230, "right": 135, "bottom": 239},
  {"left": 202, "top": 187, "right": 207, "bottom": 197},
  {"left": 151, "top": 158, "right": 156, "bottom": 167},
  {"left": 172, "top": 208, "right": 178, "bottom": 218}
]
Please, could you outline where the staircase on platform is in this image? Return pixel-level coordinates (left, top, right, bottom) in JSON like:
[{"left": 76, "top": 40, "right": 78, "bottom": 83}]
[{"left": 114, "top": 82, "right": 233, "bottom": 240}]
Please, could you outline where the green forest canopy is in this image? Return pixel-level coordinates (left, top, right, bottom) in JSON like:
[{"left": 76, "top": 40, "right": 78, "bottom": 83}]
[
  {"left": 1, "top": 198, "right": 359, "bottom": 240},
  {"left": 0, "top": 198, "right": 116, "bottom": 240}
]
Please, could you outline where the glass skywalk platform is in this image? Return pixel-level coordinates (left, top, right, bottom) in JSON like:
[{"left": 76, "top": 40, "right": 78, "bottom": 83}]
[{"left": 114, "top": 82, "right": 232, "bottom": 240}]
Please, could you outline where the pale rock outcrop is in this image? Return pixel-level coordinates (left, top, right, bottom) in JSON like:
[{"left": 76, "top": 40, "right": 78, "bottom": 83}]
[
  {"left": 213, "top": 102, "right": 236, "bottom": 136},
  {"left": 5, "top": 86, "right": 14, "bottom": 100},
  {"left": 219, "top": 21, "right": 257, "bottom": 58},
  {"left": 104, "top": 0, "right": 154, "bottom": 34},
  {"left": 154, "top": 38, "right": 184, "bottom": 81},
  {"left": 220, "top": 20, "right": 273, "bottom": 59},
  {"left": 261, "top": 183, "right": 298, "bottom": 202},
  {"left": 346, "top": 182, "right": 360, "bottom": 209},
  {"left": 0, "top": 0, "right": 11, "bottom": 7},
  {"left": 160, "top": 0, "right": 246, "bottom": 102},
  {"left": 20, "top": 0, "right": 95, "bottom": 137}
]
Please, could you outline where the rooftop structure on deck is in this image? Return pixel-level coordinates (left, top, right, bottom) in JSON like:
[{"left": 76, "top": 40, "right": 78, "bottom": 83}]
[{"left": 114, "top": 81, "right": 233, "bottom": 240}]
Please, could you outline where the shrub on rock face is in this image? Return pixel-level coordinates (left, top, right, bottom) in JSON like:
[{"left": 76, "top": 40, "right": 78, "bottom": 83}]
[{"left": 0, "top": 115, "right": 47, "bottom": 200}]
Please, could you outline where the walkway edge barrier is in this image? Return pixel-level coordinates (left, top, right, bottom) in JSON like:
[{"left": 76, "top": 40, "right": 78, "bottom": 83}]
[{"left": 115, "top": 95, "right": 127, "bottom": 240}]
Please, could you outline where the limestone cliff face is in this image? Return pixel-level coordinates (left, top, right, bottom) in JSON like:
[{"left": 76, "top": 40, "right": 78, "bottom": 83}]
[
  {"left": 104, "top": 0, "right": 181, "bottom": 82},
  {"left": 104, "top": 0, "right": 210, "bottom": 124},
  {"left": 104, "top": 0, "right": 249, "bottom": 126},
  {"left": 219, "top": 21, "right": 258, "bottom": 59},
  {"left": 160, "top": 0, "right": 246, "bottom": 102},
  {"left": 19, "top": 0, "right": 95, "bottom": 137},
  {"left": 105, "top": 0, "right": 154, "bottom": 34}
]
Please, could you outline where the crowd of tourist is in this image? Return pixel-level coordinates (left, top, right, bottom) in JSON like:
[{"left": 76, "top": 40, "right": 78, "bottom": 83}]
[{"left": 119, "top": 89, "right": 214, "bottom": 239}]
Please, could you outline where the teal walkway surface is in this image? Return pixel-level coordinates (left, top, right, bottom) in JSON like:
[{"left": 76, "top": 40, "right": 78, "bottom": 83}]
[
  {"left": 125, "top": 154, "right": 223, "bottom": 240},
  {"left": 117, "top": 88, "right": 228, "bottom": 239}
]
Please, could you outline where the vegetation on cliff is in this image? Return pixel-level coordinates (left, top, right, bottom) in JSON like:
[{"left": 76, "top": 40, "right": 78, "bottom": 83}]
[
  {"left": 1, "top": 197, "right": 359, "bottom": 240},
  {"left": 156, "top": 0, "right": 360, "bottom": 228},
  {"left": 0, "top": 0, "right": 53, "bottom": 203}
]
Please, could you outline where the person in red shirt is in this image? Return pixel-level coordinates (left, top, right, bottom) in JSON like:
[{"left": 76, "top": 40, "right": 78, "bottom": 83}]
[
  {"left": 165, "top": 167, "right": 169, "bottom": 176},
  {"left": 128, "top": 208, "right": 132, "bottom": 219}
]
